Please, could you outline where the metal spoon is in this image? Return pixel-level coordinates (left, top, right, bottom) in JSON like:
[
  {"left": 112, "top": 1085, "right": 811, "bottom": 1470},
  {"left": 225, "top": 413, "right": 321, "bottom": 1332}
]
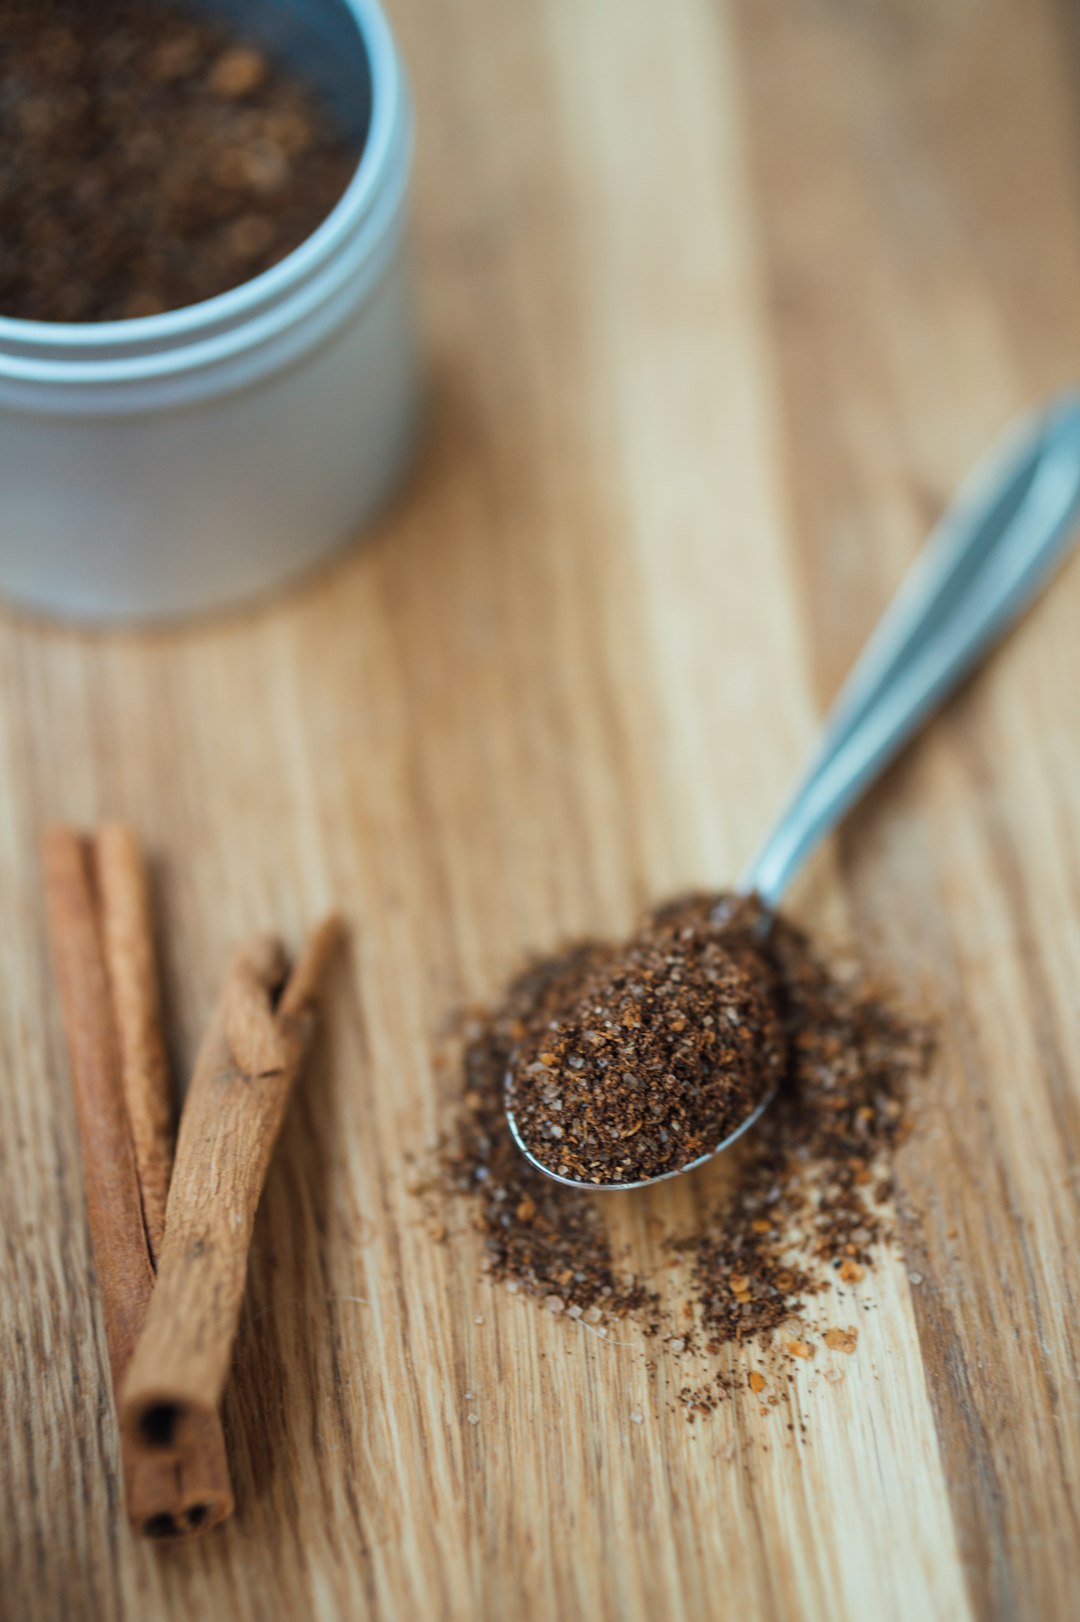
[{"left": 507, "top": 393, "right": 1080, "bottom": 1189}]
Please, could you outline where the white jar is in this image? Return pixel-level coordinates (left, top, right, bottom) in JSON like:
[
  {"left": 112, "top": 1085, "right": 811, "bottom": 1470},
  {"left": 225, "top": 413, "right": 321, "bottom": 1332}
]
[{"left": 0, "top": 0, "right": 418, "bottom": 623}]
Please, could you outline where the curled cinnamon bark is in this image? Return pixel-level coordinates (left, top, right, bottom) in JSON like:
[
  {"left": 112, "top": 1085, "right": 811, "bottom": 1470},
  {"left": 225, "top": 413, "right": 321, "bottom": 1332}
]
[
  {"left": 43, "top": 825, "right": 233, "bottom": 1539},
  {"left": 120, "top": 917, "right": 342, "bottom": 1460},
  {"left": 93, "top": 823, "right": 173, "bottom": 1264}
]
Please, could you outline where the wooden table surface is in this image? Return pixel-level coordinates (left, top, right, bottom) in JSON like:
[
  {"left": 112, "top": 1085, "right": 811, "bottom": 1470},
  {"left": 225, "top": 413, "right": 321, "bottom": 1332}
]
[{"left": 3, "top": 0, "right": 1079, "bottom": 1617}]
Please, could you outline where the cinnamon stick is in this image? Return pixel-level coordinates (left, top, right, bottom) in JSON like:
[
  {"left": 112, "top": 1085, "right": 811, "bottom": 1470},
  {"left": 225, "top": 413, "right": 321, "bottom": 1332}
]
[
  {"left": 43, "top": 826, "right": 233, "bottom": 1539},
  {"left": 120, "top": 917, "right": 343, "bottom": 1460},
  {"left": 93, "top": 823, "right": 173, "bottom": 1263}
]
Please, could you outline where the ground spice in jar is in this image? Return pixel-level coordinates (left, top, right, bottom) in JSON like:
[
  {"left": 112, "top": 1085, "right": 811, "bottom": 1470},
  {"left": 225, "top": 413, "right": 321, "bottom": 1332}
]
[
  {"left": 506, "top": 898, "right": 786, "bottom": 1186},
  {"left": 0, "top": 0, "right": 357, "bottom": 322},
  {"left": 435, "top": 893, "right": 929, "bottom": 1364}
]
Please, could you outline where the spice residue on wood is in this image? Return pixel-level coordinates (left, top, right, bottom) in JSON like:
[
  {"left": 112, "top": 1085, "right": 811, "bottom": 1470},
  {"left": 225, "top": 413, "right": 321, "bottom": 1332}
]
[
  {"left": 434, "top": 893, "right": 928, "bottom": 1373},
  {"left": 0, "top": 0, "right": 357, "bottom": 322}
]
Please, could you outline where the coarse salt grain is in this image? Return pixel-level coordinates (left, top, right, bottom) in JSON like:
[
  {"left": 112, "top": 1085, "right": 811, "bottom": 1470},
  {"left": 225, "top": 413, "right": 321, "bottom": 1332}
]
[
  {"left": 908, "top": 1271, "right": 924, "bottom": 1286},
  {"left": 630, "top": 1412, "right": 644, "bottom": 1425},
  {"left": 467, "top": 1413, "right": 480, "bottom": 1425},
  {"left": 474, "top": 1315, "right": 484, "bottom": 1325}
]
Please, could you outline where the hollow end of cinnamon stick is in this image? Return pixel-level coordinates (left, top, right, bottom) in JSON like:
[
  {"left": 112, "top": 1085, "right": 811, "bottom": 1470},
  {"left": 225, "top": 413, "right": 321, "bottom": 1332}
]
[
  {"left": 125, "top": 1416, "right": 235, "bottom": 1539},
  {"left": 126, "top": 1443, "right": 234, "bottom": 1541},
  {"left": 126, "top": 1397, "right": 211, "bottom": 1463},
  {"left": 123, "top": 1386, "right": 216, "bottom": 1458},
  {"left": 121, "top": 1383, "right": 236, "bottom": 1541},
  {"left": 141, "top": 1505, "right": 225, "bottom": 1542}
]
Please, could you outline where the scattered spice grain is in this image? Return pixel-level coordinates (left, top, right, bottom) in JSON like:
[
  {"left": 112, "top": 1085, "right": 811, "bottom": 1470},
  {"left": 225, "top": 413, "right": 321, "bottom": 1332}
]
[{"left": 822, "top": 1328, "right": 858, "bottom": 1354}]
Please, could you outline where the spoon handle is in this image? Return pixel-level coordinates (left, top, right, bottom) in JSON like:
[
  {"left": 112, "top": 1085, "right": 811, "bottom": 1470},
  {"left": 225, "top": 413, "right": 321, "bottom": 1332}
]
[{"left": 742, "top": 394, "right": 1080, "bottom": 906}]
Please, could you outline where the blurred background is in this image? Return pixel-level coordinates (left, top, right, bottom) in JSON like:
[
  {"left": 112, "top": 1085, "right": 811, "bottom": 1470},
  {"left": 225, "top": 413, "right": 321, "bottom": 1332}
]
[{"left": 3, "top": 3, "right": 1079, "bottom": 1620}]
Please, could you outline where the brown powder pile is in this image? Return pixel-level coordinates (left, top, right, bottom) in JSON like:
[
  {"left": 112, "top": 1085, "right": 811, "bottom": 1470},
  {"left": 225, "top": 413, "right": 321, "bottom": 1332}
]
[
  {"left": 444, "top": 944, "right": 660, "bottom": 1325},
  {"left": 0, "top": 0, "right": 357, "bottom": 322},
  {"left": 672, "top": 896, "right": 921, "bottom": 1342},
  {"left": 506, "top": 897, "right": 786, "bottom": 1186},
  {"left": 437, "top": 894, "right": 927, "bottom": 1348}
]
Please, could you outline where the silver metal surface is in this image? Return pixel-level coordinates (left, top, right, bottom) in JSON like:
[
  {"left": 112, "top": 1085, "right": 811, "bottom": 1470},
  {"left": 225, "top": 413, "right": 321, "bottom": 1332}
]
[{"left": 510, "top": 393, "right": 1080, "bottom": 1188}]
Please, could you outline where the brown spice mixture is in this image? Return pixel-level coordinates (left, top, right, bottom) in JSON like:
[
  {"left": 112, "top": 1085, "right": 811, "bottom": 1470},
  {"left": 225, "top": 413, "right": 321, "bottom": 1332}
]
[
  {"left": 443, "top": 945, "right": 660, "bottom": 1324},
  {"left": 506, "top": 898, "right": 786, "bottom": 1186},
  {"left": 0, "top": 0, "right": 357, "bottom": 322},
  {"left": 672, "top": 894, "right": 922, "bottom": 1343},
  {"left": 438, "top": 894, "right": 928, "bottom": 1353}
]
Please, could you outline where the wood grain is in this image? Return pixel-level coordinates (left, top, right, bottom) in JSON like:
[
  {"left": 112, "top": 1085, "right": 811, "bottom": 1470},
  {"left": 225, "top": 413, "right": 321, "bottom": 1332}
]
[{"left": 1, "top": 0, "right": 1078, "bottom": 1617}]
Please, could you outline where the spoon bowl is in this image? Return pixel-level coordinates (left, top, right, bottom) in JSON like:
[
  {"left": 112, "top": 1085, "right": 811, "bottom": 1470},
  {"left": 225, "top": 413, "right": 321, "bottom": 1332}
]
[{"left": 505, "top": 1073, "right": 777, "bottom": 1192}]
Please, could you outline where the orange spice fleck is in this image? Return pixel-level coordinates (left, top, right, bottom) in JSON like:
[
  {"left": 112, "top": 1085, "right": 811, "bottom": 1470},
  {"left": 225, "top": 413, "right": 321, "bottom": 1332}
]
[
  {"left": 838, "top": 1260, "right": 863, "bottom": 1284},
  {"left": 823, "top": 1327, "right": 858, "bottom": 1354},
  {"left": 748, "top": 1371, "right": 766, "bottom": 1394},
  {"left": 785, "top": 1339, "right": 813, "bottom": 1359}
]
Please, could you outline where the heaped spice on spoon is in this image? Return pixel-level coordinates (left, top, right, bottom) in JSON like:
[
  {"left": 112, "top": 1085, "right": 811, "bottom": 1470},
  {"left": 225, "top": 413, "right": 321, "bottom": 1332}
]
[
  {"left": 434, "top": 893, "right": 928, "bottom": 1364},
  {"left": 0, "top": 0, "right": 357, "bottom": 322},
  {"left": 507, "top": 898, "right": 786, "bottom": 1185}
]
